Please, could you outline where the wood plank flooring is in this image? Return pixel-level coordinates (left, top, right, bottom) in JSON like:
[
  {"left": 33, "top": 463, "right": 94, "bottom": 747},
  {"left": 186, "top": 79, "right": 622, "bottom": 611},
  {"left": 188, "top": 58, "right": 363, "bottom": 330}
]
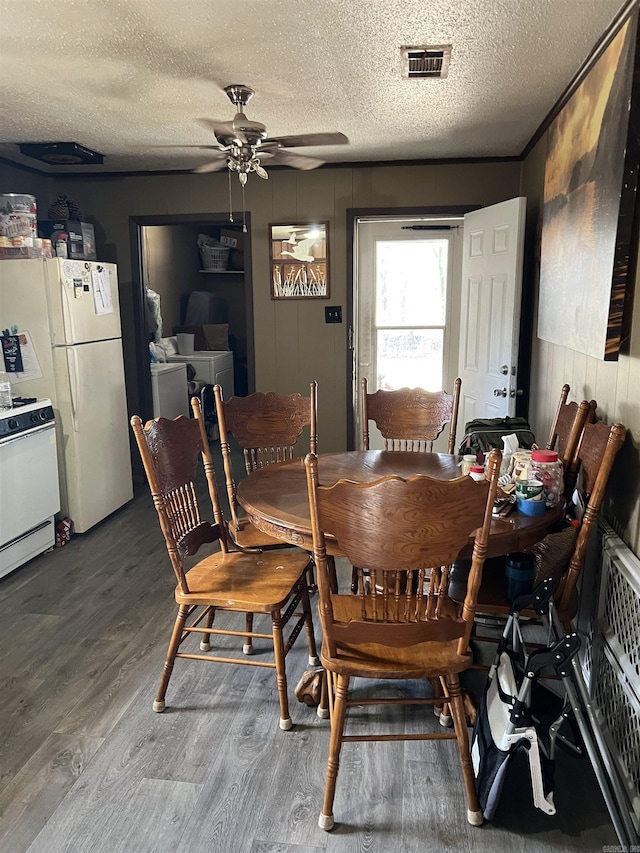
[{"left": 0, "top": 458, "right": 617, "bottom": 852}]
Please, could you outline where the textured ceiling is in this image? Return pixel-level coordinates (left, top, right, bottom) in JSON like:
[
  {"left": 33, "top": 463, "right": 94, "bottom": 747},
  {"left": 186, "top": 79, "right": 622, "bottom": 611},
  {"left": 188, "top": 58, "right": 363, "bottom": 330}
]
[{"left": 0, "top": 0, "right": 630, "bottom": 174}]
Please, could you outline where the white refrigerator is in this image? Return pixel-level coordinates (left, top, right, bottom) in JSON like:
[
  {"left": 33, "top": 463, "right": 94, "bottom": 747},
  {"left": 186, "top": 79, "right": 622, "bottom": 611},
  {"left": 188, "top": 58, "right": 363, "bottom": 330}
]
[{"left": 0, "top": 258, "right": 133, "bottom": 532}]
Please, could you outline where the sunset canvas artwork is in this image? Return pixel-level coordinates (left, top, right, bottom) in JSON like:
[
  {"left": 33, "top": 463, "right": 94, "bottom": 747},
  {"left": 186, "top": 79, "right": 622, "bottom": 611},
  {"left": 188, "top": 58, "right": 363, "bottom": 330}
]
[{"left": 538, "top": 11, "right": 638, "bottom": 360}]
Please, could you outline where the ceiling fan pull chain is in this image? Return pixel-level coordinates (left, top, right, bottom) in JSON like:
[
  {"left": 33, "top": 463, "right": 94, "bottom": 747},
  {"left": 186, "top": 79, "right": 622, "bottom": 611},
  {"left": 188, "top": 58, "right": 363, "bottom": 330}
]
[
  {"left": 228, "top": 169, "right": 234, "bottom": 223},
  {"left": 241, "top": 182, "right": 247, "bottom": 233}
]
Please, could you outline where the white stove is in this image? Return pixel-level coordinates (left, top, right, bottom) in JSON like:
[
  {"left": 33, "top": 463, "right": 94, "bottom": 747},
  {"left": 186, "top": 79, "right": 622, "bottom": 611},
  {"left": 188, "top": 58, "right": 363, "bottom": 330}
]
[{"left": 0, "top": 397, "right": 60, "bottom": 579}]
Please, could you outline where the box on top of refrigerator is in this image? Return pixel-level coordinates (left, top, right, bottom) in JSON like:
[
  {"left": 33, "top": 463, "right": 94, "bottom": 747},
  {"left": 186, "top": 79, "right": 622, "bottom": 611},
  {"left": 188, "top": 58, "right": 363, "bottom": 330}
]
[{"left": 38, "top": 220, "right": 96, "bottom": 260}]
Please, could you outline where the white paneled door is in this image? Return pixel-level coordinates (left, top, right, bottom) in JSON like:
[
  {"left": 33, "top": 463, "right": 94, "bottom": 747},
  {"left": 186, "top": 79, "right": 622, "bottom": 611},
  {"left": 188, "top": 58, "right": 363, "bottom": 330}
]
[
  {"left": 457, "top": 197, "right": 526, "bottom": 428},
  {"left": 354, "top": 217, "right": 462, "bottom": 451}
]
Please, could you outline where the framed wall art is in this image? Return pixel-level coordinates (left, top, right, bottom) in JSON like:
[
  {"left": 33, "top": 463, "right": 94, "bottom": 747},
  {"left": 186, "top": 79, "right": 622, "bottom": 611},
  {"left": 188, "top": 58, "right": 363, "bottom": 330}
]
[
  {"left": 537, "top": 6, "right": 640, "bottom": 361},
  {"left": 269, "top": 222, "right": 329, "bottom": 299}
]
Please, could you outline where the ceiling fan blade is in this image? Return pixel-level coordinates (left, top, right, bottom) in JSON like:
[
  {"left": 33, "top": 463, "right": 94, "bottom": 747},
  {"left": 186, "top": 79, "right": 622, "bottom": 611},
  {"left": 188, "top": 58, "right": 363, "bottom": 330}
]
[
  {"left": 193, "top": 157, "right": 229, "bottom": 174},
  {"left": 196, "top": 118, "right": 248, "bottom": 145},
  {"left": 135, "top": 144, "right": 223, "bottom": 150},
  {"left": 264, "top": 132, "right": 348, "bottom": 149},
  {"left": 266, "top": 149, "right": 325, "bottom": 170}
]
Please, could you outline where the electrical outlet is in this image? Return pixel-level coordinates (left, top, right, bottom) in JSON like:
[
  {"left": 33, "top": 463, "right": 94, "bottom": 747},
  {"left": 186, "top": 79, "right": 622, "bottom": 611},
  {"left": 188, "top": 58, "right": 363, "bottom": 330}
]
[{"left": 325, "top": 305, "right": 342, "bottom": 323}]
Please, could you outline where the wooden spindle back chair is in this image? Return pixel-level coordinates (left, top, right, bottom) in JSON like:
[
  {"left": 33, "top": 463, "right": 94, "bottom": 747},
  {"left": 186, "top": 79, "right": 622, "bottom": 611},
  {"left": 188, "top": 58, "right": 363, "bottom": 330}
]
[
  {"left": 130, "top": 398, "right": 319, "bottom": 730},
  {"left": 546, "top": 384, "right": 597, "bottom": 495},
  {"left": 557, "top": 420, "right": 626, "bottom": 615},
  {"left": 214, "top": 381, "right": 317, "bottom": 550},
  {"left": 305, "top": 448, "right": 501, "bottom": 831},
  {"left": 361, "top": 377, "right": 461, "bottom": 454}
]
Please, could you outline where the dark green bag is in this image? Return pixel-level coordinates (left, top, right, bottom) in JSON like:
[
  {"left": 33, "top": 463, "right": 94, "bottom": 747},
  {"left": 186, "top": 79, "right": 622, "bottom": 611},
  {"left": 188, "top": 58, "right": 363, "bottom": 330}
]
[{"left": 458, "top": 417, "right": 536, "bottom": 456}]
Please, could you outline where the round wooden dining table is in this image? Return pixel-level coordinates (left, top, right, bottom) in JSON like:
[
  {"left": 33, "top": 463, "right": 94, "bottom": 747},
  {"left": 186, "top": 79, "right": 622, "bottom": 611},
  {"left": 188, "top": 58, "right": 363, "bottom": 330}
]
[{"left": 236, "top": 450, "right": 564, "bottom": 559}]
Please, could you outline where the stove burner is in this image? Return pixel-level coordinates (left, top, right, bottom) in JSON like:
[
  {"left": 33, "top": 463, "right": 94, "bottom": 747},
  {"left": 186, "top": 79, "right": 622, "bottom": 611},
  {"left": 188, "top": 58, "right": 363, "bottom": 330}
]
[{"left": 11, "top": 396, "right": 38, "bottom": 407}]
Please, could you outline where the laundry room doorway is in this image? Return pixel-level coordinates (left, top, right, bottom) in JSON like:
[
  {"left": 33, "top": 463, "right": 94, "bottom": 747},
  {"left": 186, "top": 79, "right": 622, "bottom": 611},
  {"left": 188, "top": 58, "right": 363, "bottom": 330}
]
[{"left": 130, "top": 212, "right": 254, "bottom": 422}]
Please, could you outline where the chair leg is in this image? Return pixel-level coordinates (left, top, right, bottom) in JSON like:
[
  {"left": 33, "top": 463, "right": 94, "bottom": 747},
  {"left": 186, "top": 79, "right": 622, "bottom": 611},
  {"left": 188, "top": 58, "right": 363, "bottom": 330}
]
[
  {"left": 300, "top": 579, "right": 320, "bottom": 666},
  {"left": 350, "top": 565, "right": 359, "bottom": 594},
  {"left": 200, "top": 606, "right": 215, "bottom": 651},
  {"left": 438, "top": 675, "right": 453, "bottom": 727},
  {"left": 317, "top": 667, "right": 329, "bottom": 719},
  {"left": 154, "top": 604, "right": 189, "bottom": 713},
  {"left": 445, "top": 673, "right": 483, "bottom": 826},
  {"left": 428, "top": 677, "right": 444, "bottom": 717},
  {"left": 319, "top": 671, "right": 349, "bottom": 831},
  {"left": 271, "top": 610, "right": 292, "bottom": 731},
  {"left": 243, "top": 612, "right": 254, "bottom": 655},
  {"left": 327, "top": 555, "right": 338, "bottom": 594},
  {"left": 307, "top": 558, "right": 318, "bottom": 594}
]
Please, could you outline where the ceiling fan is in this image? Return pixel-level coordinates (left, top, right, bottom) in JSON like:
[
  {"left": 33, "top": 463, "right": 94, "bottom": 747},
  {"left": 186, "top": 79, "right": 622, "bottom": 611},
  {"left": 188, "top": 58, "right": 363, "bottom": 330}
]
[{"left": 189, "top": 84, "right": 348, "bottom": 183}]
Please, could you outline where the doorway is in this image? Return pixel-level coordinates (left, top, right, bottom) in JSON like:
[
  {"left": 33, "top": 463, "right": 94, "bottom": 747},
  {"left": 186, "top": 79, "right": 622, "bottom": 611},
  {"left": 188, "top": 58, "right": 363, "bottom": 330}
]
[
  {"left": 351, "top": 211, "right": 467, "bottom": 450},
  {"left": 129, "top": 212, "right": 254, "bottom": 423}
]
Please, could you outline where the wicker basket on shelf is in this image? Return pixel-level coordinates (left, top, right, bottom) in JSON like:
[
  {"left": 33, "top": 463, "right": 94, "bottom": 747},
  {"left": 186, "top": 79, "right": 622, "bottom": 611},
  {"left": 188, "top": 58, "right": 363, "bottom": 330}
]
[{"left": 200, "top": 245, "right": 230, "bottom": 271}]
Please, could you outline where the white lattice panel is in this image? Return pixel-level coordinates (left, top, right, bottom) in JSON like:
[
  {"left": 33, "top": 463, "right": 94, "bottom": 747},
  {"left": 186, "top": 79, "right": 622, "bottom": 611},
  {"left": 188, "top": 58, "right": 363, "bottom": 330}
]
[
  {"left": 592, "top": 641, "right": 640, "bottom": 831},
  {"left": 598, "top": 529, "right": 640, "bottom": 701}
]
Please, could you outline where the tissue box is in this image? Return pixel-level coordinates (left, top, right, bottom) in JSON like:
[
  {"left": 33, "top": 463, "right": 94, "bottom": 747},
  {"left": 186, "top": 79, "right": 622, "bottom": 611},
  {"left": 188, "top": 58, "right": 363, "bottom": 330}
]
[{"left": 38, "top": 220, "right": 96, "bottom": 260}]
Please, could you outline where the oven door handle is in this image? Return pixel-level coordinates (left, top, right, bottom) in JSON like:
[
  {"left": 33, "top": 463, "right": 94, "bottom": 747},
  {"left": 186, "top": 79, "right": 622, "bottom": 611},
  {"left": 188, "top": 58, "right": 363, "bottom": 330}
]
[{"left": 67, "top": 347, "right": 81, "bottom": 432}]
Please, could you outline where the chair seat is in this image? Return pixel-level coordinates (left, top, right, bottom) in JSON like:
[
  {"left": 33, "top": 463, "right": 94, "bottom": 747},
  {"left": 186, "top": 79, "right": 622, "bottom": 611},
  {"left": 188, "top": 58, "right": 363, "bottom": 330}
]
[
  {"left": 228, "top": 516, "right": 293, "bottom": 550},
  {"left": 320, "top": 597, "right": 471, "bottom": 680},
  {"left": 178, "top": 549, "right": 310, "bottom": 611}
]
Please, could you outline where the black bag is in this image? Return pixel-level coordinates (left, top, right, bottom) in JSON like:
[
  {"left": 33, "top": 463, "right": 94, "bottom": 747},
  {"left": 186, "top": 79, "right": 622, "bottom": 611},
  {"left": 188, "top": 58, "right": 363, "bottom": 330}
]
[{"left": 458, "top": 417, "right": 536, "bottom": 456}]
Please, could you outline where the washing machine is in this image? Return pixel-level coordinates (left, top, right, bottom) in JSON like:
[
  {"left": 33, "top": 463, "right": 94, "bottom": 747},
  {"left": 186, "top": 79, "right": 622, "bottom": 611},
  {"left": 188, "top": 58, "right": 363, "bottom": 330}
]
[
  {"left": 150, "top": 362, "right": 190, "bottom": 419},
  {"left": 167, "top": 351, "right": 234, "bottom": 400}
]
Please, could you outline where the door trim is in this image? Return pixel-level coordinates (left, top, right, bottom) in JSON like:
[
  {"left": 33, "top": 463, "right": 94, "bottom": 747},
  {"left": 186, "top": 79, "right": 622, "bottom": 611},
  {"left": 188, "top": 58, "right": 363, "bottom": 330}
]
[
  {"left": 128, "top": 212, "right": 254, "bottom": 423},
  {"left": 346, "top": 206, "right": 479, "bottom": 449}
]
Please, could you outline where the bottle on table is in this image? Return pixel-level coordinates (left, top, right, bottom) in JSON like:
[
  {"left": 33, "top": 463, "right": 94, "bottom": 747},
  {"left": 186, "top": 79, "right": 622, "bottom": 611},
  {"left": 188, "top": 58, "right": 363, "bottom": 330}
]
[{"left": 0, "top": 372, "right": 12, "bottom": 410}]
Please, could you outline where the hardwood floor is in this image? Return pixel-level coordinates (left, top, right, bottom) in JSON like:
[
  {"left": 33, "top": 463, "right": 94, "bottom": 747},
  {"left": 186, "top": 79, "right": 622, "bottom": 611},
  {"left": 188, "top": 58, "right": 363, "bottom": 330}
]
[{"left": 0, "top": 462, "right": 617, "bottom": 852}]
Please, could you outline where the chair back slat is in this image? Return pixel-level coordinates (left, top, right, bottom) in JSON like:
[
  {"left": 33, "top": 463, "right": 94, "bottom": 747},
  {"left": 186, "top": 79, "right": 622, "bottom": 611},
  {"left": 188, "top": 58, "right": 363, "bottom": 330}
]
[
  {"left": 306, "top": 449, "right": 501, "bottom": 652},
  {"left": 362, "top": 377, "right": 461, "bottom": 454},
  {"left": 244, "top": 445, "right": 296, "bottom": 471}
]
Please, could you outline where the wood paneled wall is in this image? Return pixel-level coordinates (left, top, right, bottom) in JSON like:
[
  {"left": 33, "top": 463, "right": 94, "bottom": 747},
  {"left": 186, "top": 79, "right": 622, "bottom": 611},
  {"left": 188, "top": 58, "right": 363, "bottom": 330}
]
[{"left": 521, "top": 138, "right": 640, "bottom": 554}]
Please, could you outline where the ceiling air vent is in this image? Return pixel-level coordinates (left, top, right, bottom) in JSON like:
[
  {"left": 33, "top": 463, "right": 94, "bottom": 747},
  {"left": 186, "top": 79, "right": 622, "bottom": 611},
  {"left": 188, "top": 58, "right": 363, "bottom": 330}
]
[
  {"left": 18, "top": 142, "right": 104, "bottom": 165},
  {"left": 400, "top": 45, "right": 451, "bottom": 79}
]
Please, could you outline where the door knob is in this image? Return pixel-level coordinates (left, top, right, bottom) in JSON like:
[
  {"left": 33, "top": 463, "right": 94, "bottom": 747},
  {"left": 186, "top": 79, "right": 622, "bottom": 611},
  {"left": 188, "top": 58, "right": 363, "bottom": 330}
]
[
  {"left": 494, "top": 388, "right": 508, "bottom": 398},
  {"left": 500, "top": 364, "right": 509, "bottom": 375}
]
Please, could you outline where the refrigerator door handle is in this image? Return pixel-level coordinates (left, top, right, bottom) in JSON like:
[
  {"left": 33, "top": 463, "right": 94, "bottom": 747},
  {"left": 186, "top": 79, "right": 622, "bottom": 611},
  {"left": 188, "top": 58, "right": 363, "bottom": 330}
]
[{"left": 67, "top": 348, "right": 81, "bottom": 432}]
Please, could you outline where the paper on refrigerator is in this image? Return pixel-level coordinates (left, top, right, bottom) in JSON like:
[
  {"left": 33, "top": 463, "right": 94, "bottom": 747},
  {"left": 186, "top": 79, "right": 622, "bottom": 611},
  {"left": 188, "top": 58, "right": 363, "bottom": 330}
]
[{"left": 91, "top": 268, "right": 113, "bottom": 315}]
